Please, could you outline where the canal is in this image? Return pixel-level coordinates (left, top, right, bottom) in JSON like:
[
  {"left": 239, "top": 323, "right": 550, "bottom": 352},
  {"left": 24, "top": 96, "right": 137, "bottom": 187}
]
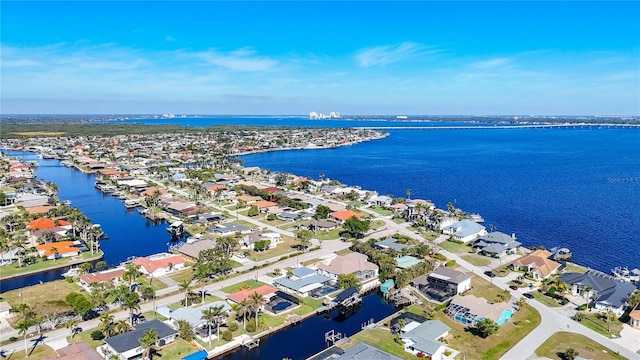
[
  {"left": 216, "top": 291, "right": 397, "bottom": 360},
  {"left": 1, "top": 150, "right": 180, "bottom": 292}
]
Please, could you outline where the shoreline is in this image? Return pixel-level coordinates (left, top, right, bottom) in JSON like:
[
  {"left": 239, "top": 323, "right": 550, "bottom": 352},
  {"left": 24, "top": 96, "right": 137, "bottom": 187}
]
[{"left": 0, "top": 251, "right": 104, "bottom": 282}]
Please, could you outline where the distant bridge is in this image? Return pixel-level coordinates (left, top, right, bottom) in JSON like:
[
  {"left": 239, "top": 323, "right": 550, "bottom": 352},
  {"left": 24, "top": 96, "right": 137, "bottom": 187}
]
[{"left": 354, "top": 123, "right": 640, "bottom": 130}]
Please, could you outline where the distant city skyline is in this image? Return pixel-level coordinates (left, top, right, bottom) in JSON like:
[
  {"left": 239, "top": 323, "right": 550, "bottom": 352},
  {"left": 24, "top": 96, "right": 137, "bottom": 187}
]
[{"left": 2, "top": 1, "right": 639, "bottom": 115}]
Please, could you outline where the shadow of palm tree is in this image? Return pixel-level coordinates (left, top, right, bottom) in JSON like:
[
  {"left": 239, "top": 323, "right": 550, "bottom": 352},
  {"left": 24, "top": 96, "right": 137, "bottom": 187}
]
[{"left": 28, "top": 335, "right": 47, "bottom": 357}]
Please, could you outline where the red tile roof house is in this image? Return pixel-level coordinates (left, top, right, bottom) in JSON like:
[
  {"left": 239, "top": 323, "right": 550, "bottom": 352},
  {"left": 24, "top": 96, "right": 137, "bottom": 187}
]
[
  {"left": 328, "top": 210, "right": 363, "bottom": 223},
  {"left": 27, "top": 217, "right": 70, "bottom": 231},
  {"left": 79, "top": 268, "right": 126, "bottom": 290},
  {"left": 133, "top": 254, "right": 186, "bottom": 277},
  {"left": 36, "top": 241, "right": 80, "bottom": 260},
  {"left": 226, "top": 285, "right": 278, "bottom": 312}
]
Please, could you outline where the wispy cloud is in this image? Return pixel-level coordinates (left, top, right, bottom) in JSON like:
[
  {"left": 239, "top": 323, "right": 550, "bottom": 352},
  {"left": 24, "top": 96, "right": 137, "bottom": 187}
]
[
  {"left": 468, "top": 57, "right": 512, "bottom": 69},
  {"left": 195, "top": 47, "right": 277, "bottom": 72},
  {"left": 354, "top": 42, "right": 434, "bottom": 68}
]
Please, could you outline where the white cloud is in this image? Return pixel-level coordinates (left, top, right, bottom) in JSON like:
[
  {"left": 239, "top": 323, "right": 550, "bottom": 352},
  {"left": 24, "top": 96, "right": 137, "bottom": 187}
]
[
  {"left": 354, "top": 42, "right": 434, "bottom": 68},
  {"left": 469, "top": 57, "right": 511, "bottom": 69},
  {"left": 195, "top": 47, "right": 278, "bottom": 72}
]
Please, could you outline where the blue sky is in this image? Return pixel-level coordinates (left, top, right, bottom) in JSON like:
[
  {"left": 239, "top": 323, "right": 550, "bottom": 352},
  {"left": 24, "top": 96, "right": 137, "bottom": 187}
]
[{"left": 2, "top": 1, "right": 639, "bottom": 115}]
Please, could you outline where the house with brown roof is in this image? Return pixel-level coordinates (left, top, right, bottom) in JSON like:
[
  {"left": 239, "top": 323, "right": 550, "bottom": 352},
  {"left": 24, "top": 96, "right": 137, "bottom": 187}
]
[
  {"left": 510, "top": 249, "right": 561, "bottom": 280},
  {"left": 629, "top": 303, "right": 640, "bottom": 329},
  {"left": 329, "top": 209, "right": 363, "bottom": 223},
  {"left": 42, "top": 342, "right": 102, "bottom": 360},
  {"left": 445, "top": 294, "right": 514, "bottom": 326},
  {"left": 177, "top": 239, "right": 216, "bottom": 260},
  {"left": 226, "top": 284, "right": 278, "bottom": 306},
  {"left": 317, "top": 252, "right": 378, "bottom": 283}
]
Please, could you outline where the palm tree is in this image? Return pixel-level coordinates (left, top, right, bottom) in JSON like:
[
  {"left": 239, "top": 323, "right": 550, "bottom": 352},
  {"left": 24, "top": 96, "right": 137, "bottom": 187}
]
[
  {"left": 17, "top": 318, "right": 33, "bottom": 358},
  {"left": 121, "top": 291, "right": 141, "bottom": 325},
  {"left": 98, "top": 313, "right": 115, "bottom": 337},
  {"left": 201, "top": 305, "right": 224, "bottom": 345},
  {"left": 51, "top": 246, "right": 59, "bottom": 262},
  {"left": 406, "top": 189, "right": 413, "bottom": 200},
  {"left": 179, "top": 280, "right": 192, "bottom": 306},
  {"left": 138, "top": 328, "right": 159, "bottom": 360},
  {"left": 65, "top": 318, "right": 79, "bottom": 338},
  {"left": 123, "top": 263, "right": 142, "bottom": 287},
  {"left": 113, "top": 319, "right": 131, "bottom": 335},
  {"left": 249, "top": 292, "right": 265, "bottom": 326},
  {"left": 235, "top": 299, "right": 250, "bottom": 329}
]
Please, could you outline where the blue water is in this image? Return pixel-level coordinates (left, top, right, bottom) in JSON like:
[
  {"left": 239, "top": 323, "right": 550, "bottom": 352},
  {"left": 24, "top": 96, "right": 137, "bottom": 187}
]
[
  {"left": 1, "top": 151, "right": 181, "bottom": 292},
  {"left": 216, "top": 292, "right": 396, "bottom": 360}
]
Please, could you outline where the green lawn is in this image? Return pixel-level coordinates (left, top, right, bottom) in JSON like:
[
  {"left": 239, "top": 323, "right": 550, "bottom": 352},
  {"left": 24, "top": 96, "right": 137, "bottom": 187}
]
[
  {"left": 578, "top": 313, "right": 623, "bottom": 338},
  {"left": 313, "top": 229, "right": 343, "bottom": 240},
  {"left": 530, "top": 291, "right": 562, "bottom": 307},
  {"left": 468, "top": 276, "right": 512, "bottom": 304},
  {"left": 168, "top": 268, "right": 195, "bottom": 283},
  {"left": 535, "top": 331, "right": 625, "bottom": 360},
  {"left": 67, "top": 328, "right": 107, "bottom": 349},
  {"left": 1, "top": 279, "right": 82, "bottom": 312},
  {"left": 461, "top": 255, "right": 492, "bottom": 267},
  {"left": 439, "top": 240, "right": 473, "bottom": 253},
  {"left": 0, "top": 250, "right": 103, "bottom": 279},
  {"left": 564, "top": 262, "right": 588, "bottom": 273},
  {"left": 370, "top": 207, "right": 394, "bottom": 216},
  {"left": 246, "top": 235, "right": 299, "bottom": 261},
  {"left": 9, "top": 344, "right": 58, "bottom": 360},
  {"left": 157, "top": 338, "right": 203, "bottom": 359},
  {"left": 222, "top": 279, "right": 265, "bottom": 294},
  {"left": 349, "top": 328, "right": 414, "bottom": 359}
]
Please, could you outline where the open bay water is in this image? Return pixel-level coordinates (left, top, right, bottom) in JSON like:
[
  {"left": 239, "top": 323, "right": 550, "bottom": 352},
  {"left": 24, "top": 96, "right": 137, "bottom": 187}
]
[
  {"left": 118, "top": 117, "right": 640, "bottom": 271},
  {"left": 1, "top": 150, "right": 179, "bottom": 292}
]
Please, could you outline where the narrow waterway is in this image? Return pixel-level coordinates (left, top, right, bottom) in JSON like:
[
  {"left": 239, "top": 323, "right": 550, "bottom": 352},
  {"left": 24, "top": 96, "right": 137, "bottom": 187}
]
[
  {"left": 1, "top": 150, "right": 180, "bottom": 292},
  {"left": 216, "top": 291, "right": 397, "bottom": 360}
]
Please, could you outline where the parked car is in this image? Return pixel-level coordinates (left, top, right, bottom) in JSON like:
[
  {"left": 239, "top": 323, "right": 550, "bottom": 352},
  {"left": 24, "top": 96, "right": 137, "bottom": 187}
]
[
  {"left": 509, "top": 285, "right": 518, "bottom": 290},
  {"left": 82, "top": 310, "right": 99, "bottom": 321},
  {"left": 523, "top": 293, "right": 534, "bottom": 299},
  {"left": 484, "top": 270, "right": 496, "bottom": 278}
]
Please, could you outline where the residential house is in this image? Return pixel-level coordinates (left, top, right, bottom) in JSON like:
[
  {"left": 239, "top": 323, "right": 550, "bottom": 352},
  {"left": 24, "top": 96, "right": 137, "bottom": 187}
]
[
  {"left": 99, "top": 320, "right": 178, "bottom": 360},
  {"left": 369, "top": 195, "right": 393, "bottom": 207},
  {"left": 209, "top": 222, "right": 254, "bottom": 236},
  {"left": 303, "top": 219, "right": 339, "bottom": 232},
  {"left": 133, "top": 254, "right": 186, "bottom": 277},
  {"left": 79, "top": 268, "right": 126, "bottom": 289},
  {"left": 473, "top": 232, "right": 521, "bottom": 257},
  {"left": 325, "top": 342, "right": 402, "bottom": 360},
  {"left": 241, "top": 232, "right": 282, "bottom": 250},
  {"left": 374, "top": 238, "right": 414, "bottom": 253},
  {"left": 157, "top": 301, "right": 231, "bottom": 329},
  {"left": 226, "top": 285, "right": 279, "bottom": 310},
  {"left": 629, "top": 303, "right": 640, "bottom": 329},
  {"left": 329, "top": 209, "right": 363, "bottom": 223},
  {"left": 413, "top": 267, "right": 472, "bottom": 302},
  {"left": 42, "top": 342, "right": 102, "bottom": 360},
  {"left": 0, "top": 302, "right": 12, "bottom": 318},
  {"left": 510, "top": 249, "right": 561, "bottom": 280},
  {"left": 273, "top": 267, "right": 333, "bottom": 297},
  {"left": 400, "top": 320, "right": 453, "bottom": 360},
  {"left": 177, "top": 239, "right": 216, "bottom": 260},
  {"left": 317, "top": 253, "right": 378, "bottom": 283},
  {"left": 445, "top": 294, "right": 514, "bottom": 326},
  {"left": 442, "top": 220, "right": 487, "bottom": 243},
  {"left": 560, "top": 270, "right": 637, "bottom": 316},
  {"left": 395, "top": 256, "right": 423, "bottom": 270},
  {"left": 36, "top": 241, "right": 80, "bottom": 260},
  {"left": 27, "top": 217, "right": 69, "bottom": 231}
]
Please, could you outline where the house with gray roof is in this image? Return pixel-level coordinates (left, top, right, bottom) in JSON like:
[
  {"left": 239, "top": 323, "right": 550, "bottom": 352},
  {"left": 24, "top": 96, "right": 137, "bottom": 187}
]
[
  {"left": 209, "top": 222, "right": 254, "bottom": 236},
  {"left": 561, "top": 270, "right": 637, "bottom": 316},
  {"left": 157, "top": 301, "right": 231, "bottom": 329},
  {"left": 176, "top": 239, "right": 216, "bottom": 259},
  {"left": 273, "top": 273, "right": 333, "bottom": 297},
  {"left": 400, "top": 320, "right": 454, "bottom": 360},
  {"left": 99, "top": 319, "right": 178, "bottom": 360},
  {"left": 442, "top": 220, "right": 487, "bottom": 243},
  {"left": 374, "top": 238, "right": 414, "bottom": 253},
  {"left": 413, "top": 267, "right": 472, "bottom": 301},
  {"left": 473, "top": 231, "right": 521, "bottom": 257}
]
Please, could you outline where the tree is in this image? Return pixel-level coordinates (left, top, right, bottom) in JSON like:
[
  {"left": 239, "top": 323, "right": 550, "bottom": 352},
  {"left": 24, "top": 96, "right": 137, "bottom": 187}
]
[
  {"left": 138, "top": 328, "right": 159, "bottom": 360},
  {"left": 113, "top": 319, "right": 131, "bottom": 335},
  {"left": 274, "top": 172, "right": 288, "bottom": 186},
  {"left": 249, "top": 292, "right": 265, "bottom": 327},
  {"left": 294, "top": 229, "right": 313, "bottom": 252},
  {"left": 95, "top": 260, "right": 107, "bottom": 271},
  {"left": 313, "top": 205, "right": 331, "bottom": 220},
  {"left": 247, "top": 205, "right": 259, "bottom": 217},
  {"left": 573, "top": 311, "right": 585, "bottom": 322},
  {"left": 235, "top": 299, "right": 250, "bottom": 329},
  {"left": 406, "top": 189, "right": 413, "bottom": 200},
  {"left": 177, "top": 319, "right": 194, "bottom": 342},
  {"left": 79, "top": 262, "right": 92, "bottom": 274},
  {"left": 202, "top": 305, "right": 225, "bottom": 345},
  {"left": 180, "top": 280, "right": 192, "bottom": 306},
  {"left": 123, "top": 263, "right": 142, "bottom": 287},
  {"left": 64, "top": 318, "right": 79, "bottom": 338},
  {"left": 98, "top": 313, "right": 115, "bottom": 337},
  {"left": 564, "top": 348, "right": 579, "bottom": 360},
  {"left": 627, "top": 290, "right": 640, "bottom": 308},
  {"left": 474, "top": 318, "right": 499, "bottom": 338},
  {"left": 121, "top": 290, "right": 141, "bottom": 325},
  {"left": 397, "top": 319, "right": 406, "bottom": 334},
  {"left": 342, "top": 216, "right": 370, "bottom": 237},
  {"left": 447, "top": 202, "right": 456, "bottom": 216},
  {"left": 17, "top": 318, "right": 34, "bottom": 358},
  {"left": 337, "top": 273, "right": 361, "bottom": 290}
]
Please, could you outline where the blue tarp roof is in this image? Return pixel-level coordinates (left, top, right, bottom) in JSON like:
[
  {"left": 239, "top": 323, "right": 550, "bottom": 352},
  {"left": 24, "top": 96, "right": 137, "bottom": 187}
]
[{"left": 182, "top": 349, "right": 208, "bottom": 360}]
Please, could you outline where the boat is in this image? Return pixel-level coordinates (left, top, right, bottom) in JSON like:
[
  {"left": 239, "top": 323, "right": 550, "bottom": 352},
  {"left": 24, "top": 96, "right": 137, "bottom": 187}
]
[
  {"left": 124, "top": 199, "right": 140, "bottom": 208},
  {"left": 551, "top": 247, "right": 572, "bottom": 261},
  {"left": 166, "top": 221, "right": 185, "bottom": 238},
  {"left": 611, "top": 266, "right": 640, "bottom": 283},
  {"left": 61, "top": 267, "right": 82, "bottom": 278}
]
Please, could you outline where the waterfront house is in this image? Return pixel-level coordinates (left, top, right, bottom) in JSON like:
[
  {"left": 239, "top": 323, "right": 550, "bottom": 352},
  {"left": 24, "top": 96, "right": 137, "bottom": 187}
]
[
  {"left": 226, "top": 285, "right": 278, "bottom": 309},
  {"left": 629, "top": 303, "right": 640, "bottom": 329},
  {"left": 510, "top": 249, "right": 561, "bottom": 280},
  {"left": 12, "top": 193, "right": 52, "bottom": 208},
  {"left": 445, "top": 294, "right": 514, "bottom": 326},
  {"left": 442, "top": 220, "right": 487, "bottom": 243},
  {"left": 317, "top": 252, "right": 378, "bottom": 283},
  {"left": 79, "top": 268, "right": 126, "bottom": 289},
  {"left": 0, "top": 301, "right": 12, "bottom": 318},
  {"left": 400, "top": 320, "right": 452, "bottom": 360},
  {"left": 157, "top": 301, "right": 231, "bottom": 329},
  {"left": 209, "top": 222, "right": 254, "bottom": 236},
  {"left": 35, "top": 241, "right": 80, "bottom": 260},
  {"left": 413, "top": 267, "right": 473, "bottom": 302},
  {"left": 273, "top": 267, "right": 333, "bottom": 297},
  {"left": 560, "top": 270, "right": 637, "bottom": 316},
  {"left": 328, "top": 209, "right": 363, "bottom": 223},
  {"left": 27, "top": 217, "right": 69, "bottom": 231},
  {"left": 473, "top": 232, "right": 521, "bottom": 257},
  {"left": 132, "top": 254, "right": 186, "bottom": 277},
  {"left": 99, "top": 319, "right": 178, "bottom": 360},
  {"left": 176, "top": 239, "right": 216, "bottom": 260},
  {"left": 323, "top": 342, "right": 402, "bottom": 360},
  {"left": 369, "top": 195, "right": 393, "bottom": 207}
]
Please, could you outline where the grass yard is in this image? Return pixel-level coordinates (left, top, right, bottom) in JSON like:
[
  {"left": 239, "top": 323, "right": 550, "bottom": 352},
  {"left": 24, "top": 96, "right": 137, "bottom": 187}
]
[
  {"left": 369, "top": 207, "right": 394, "bottom": 216},
  {"left": 67, "top": 328, "right": 107, "bottom": 349},
  {"left": 420, "top": 230, "right": 440, "bottom": 241},
  {"left": 349, "top": 328, "right": 414, "bottom": 359},
  {"left": 222, "top": 279, "right": 265, "bottom": 294},
  {"left": 156, "top": 338, "right": 203, "bottom": 359},
  {"left": 313, "top": 229, "right": 343, "bottom": 241},
  {"left": 1, "top": 279, "right": 82, "bottom": 310},
  {"left": 461, "top": 255, "right": 492, "bottom": 267},
  {"left": 530, "top": 291, "right": 562, "bottom": 307},
  {"left": 246, "top": 235, "right": 299, "bottom": 261},
  {"left": 0, "top": 251, "right": 103, "bottom": 279},
  {"left": 6, "top": 344, "right": 58, "bottom": 359},
  {"left": 564, "top": 262, "right": 588, "bottom": 274},
  {"left": 434, "top": 303, "right": 541, "bottom": 360},
  {"left": 468, "top": 276, "right": 512, "bottom": 304},
  {"left": 168, "top": 268, "right": 195, "bottom": 283},
  {"left": 439, "top": 240, "right": 473, "bottom": 253},
  {"left": 535, "top": 332, "right": 625, "bottom": 360},
  {"left": 579, "top": 312, "right": 623, "bottom": 338}
]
